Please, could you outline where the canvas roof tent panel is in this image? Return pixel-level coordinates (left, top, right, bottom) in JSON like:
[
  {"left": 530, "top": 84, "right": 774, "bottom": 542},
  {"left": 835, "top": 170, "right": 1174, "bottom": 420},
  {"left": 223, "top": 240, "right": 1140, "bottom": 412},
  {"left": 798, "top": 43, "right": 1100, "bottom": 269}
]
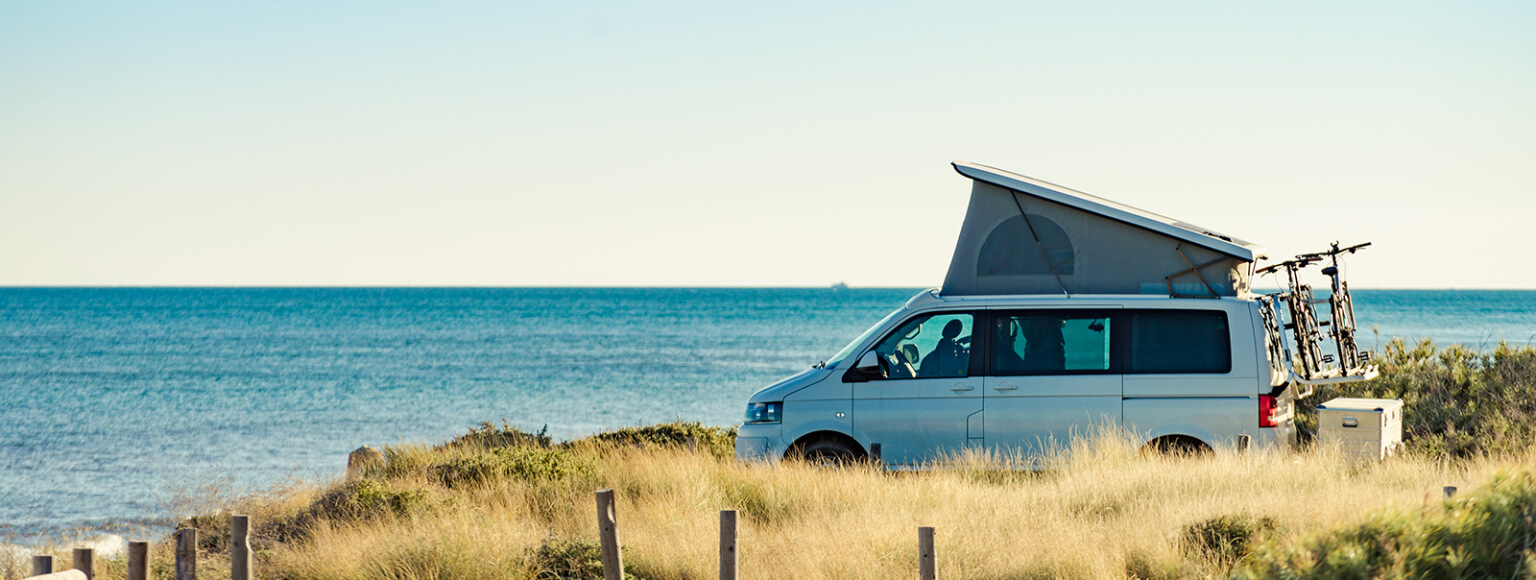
[{"left": 942, "top": 162, "right": 1266, "bottom": 297}]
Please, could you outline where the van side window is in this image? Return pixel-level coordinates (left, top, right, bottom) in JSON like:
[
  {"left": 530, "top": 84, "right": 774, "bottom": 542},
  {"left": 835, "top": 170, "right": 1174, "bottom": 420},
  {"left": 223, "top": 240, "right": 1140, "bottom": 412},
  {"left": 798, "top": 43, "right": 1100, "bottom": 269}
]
[
  {"left": 1129, "top": 311, "right": 1231, "bottom": 373},
  {"left": 992, "top": 313, "right": 1111, "bottom": 375},
  {"left": 869, "top": 312, "right": 972, "bottom": 379}
]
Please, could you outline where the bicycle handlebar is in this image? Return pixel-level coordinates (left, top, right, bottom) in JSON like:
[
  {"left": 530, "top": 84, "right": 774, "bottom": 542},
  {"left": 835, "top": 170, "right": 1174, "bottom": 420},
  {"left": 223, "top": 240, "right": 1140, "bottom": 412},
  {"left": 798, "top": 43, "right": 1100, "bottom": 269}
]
[
  {"left": 1298, "top": 241, "right": 1372, "bottom": 260},
  {"left": 1255, "top": 255, "right": 1323, "bottom": 275}
]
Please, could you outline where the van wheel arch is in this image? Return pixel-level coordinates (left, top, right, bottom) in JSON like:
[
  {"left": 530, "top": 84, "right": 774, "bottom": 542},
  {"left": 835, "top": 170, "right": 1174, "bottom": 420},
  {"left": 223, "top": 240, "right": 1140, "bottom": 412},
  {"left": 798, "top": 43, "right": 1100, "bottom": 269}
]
[
  {"left": 786, "top": 431, "right": 866, "bottom": 463},
  {"left": 1142, "top": 435, "right": 1213, "bottom": 456}
]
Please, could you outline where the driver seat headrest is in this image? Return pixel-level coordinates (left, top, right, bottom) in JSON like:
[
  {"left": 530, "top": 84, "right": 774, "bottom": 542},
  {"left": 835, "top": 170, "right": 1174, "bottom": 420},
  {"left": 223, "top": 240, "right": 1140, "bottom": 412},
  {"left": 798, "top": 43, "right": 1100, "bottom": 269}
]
[{"left": 942, "top": 319, "right": 963, "bottom": 339}]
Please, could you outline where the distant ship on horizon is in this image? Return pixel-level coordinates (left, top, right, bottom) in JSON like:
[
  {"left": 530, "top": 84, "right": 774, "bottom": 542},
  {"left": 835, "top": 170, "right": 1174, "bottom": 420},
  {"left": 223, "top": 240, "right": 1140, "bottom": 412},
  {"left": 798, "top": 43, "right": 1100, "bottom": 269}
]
[{"left": 831, "top": 281, "right": 848, "bottom": 291}]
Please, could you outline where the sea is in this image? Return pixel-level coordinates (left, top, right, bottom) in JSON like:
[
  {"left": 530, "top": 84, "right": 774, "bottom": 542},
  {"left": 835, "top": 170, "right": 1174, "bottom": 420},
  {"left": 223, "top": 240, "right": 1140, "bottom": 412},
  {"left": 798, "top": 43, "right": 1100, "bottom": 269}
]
[{"left": 2, "top": 287, "right": 1534, "bottom": 542}]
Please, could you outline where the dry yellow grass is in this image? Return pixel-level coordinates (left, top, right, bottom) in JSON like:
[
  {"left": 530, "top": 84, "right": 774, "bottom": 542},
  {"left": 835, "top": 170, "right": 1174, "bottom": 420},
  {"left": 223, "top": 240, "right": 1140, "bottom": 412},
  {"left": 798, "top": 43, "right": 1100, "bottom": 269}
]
[
  {"left": 14, "top": 433, "right": 1527, "bottom": 580},
  {"left": 216, "top": 434, "right": 1530, "bottom": 580}
]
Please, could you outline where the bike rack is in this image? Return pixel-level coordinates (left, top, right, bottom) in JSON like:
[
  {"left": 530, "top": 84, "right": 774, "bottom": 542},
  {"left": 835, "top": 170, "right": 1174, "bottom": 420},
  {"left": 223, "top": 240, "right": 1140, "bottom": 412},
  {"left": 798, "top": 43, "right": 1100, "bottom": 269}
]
[{"left": 1255, "top": 242, "right": 1378, "bottom": 396}]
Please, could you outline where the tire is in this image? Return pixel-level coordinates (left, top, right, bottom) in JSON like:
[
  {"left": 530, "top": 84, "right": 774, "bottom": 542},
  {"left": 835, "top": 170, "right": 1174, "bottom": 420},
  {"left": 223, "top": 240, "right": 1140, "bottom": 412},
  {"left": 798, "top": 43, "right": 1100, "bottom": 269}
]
[
  {"left": 793, "top": 438, "right": 860, "bottom": 467},
  {"left": 1144, "top": 437, "right": 1212, "bottom": 458}
]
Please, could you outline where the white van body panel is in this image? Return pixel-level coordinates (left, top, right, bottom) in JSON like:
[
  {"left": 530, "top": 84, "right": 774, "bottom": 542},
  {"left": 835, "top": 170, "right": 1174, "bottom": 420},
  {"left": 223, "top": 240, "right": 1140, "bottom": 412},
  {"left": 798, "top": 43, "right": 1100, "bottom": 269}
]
[
  {"left": 1123, "top": 397, "right": 1256, "bottom": 449},
  {"left": 852, "top": 377, "right": 981, "bottom": 465},
  {"left": 781, "top": 398, "right": 853, "bottom": 450},
  {"left": 982, "top": 374, "right": 1121, "bottom": 456},
  {"left": 737, "top": 367, "right": 833, "bottom": 461},
  {"left": 756, "top": 367, "right": 833, "bottom": 401}
]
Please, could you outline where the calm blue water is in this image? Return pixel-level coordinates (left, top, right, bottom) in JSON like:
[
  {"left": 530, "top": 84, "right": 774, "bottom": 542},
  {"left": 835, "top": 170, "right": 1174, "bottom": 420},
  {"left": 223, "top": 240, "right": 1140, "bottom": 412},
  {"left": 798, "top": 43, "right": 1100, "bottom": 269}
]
[{"left": 1, "top": 288, "right": 1533, "bottom": 540}]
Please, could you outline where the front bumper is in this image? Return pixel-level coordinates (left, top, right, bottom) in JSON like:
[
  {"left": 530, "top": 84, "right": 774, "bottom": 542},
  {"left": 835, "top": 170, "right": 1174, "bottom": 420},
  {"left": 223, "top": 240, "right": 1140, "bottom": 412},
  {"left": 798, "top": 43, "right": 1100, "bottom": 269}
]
[{"left": 734, "top": 423, "right": 783, "bottom": 462}]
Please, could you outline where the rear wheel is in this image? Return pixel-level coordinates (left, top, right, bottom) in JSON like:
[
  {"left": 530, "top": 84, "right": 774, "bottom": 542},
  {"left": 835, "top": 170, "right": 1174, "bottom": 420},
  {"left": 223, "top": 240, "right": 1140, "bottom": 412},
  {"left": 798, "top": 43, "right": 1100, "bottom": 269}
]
[{"left": 1143, "top": 436, "right": 1212, "bottom": 457}]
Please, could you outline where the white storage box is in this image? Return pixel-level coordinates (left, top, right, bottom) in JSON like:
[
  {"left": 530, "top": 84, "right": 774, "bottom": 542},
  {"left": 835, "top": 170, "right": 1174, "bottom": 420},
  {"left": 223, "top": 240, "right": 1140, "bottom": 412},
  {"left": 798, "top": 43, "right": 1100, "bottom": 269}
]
[{"left": 1317, "top": 397, "right": 1403, "bottom": 460}]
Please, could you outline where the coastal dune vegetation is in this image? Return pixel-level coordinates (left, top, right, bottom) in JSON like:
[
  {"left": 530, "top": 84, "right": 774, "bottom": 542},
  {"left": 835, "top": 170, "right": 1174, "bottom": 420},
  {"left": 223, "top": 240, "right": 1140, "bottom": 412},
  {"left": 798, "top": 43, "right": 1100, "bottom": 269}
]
[{"left": 9, "top": 338, "right": 1536, "bottom": 579}]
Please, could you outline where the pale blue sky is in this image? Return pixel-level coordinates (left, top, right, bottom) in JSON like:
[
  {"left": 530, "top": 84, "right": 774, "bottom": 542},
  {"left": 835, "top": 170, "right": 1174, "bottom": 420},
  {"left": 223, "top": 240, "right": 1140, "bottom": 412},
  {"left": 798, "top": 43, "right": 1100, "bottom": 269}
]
[{"left": 2, "top": 1, "right": 1532, "bottom": 287}]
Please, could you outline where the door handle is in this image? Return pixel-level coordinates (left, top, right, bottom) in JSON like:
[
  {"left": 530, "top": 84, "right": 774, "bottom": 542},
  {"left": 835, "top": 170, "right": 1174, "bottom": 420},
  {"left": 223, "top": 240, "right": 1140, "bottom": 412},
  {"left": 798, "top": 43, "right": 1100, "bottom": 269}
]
[
  {"left": 949, "top": 384, "right": 974, "bottom": 392},
  {"left": 992, "top": 384, "right": 1018, "bottom": 391}
]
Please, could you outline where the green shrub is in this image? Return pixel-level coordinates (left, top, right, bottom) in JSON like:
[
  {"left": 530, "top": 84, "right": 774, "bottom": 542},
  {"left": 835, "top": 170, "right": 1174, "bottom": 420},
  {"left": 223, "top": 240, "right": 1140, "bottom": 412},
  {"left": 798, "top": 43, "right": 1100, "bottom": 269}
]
[
  {"left": 1239, "top": 469, "right": 1536, "bottom": 578},
  {"left": 431, "top": 446, "right": 591, "bottom": 489},
  {"left": 530, "top": 537, "right": 604, "bottom": 580},
  {"left": 1298, "top": 339, "right": 1536, "bottom": 458},
  {"left": 441, "top": 419, "right": 553, "bottom": 450},
  {"left": 310, "top": 478, "right": 430, "bottom": 521},
  {"left": 1182, "top": 513, "right": 1276, "bottom": 564},
  {"left": 576, "top": 420, "right": 737, "bottom": 458},
  {"left": 530, "top": 537, "right": 649, "bottom": 580},
  {"left": 377, "top": 444, "right": 432, "bottom": 479},
  {"left": 251, "top": 478, "right": 433, "bottom": 544}
]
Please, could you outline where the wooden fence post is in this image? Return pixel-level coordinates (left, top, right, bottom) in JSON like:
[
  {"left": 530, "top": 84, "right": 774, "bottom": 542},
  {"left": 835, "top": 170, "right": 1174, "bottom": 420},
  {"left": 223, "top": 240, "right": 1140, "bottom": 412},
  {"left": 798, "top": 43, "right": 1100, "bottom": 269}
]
[
  {"left": 719, "top": 510, "right": 738, "bottom": 580},
  {"left": 32, "top": 555, "right": 53, "bottom": 576},
  {"left": 72, "top": 548, "right": 93, "bottom": 580},
  {"left": 176, "top": 528, "right": 198, "bottom": 580},
  {"left": 128, "top": 541, "right": 150, "bottom": 580},
  {"left": 687, "top": 436, "right": 699, "bottom": 453},
  {"left": 1444, "top": 486, "right": 1458, "bottom": 499},
  {"left": 918, "top": 527, "right": 936, "bottom": 580},
  {"left": 231, "top": 515, "right": 252, "bottom": 580},
  {"left": 596, "top": 489, "right": 624, "bottom": 580}
]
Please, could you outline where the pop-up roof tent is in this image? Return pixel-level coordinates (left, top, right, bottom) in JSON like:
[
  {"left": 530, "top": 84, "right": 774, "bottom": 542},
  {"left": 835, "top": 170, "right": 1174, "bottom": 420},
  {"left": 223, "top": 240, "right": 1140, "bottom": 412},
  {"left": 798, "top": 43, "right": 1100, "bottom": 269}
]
[{"left": 942, "top": 162, "right": 1266, "bottom": 297}]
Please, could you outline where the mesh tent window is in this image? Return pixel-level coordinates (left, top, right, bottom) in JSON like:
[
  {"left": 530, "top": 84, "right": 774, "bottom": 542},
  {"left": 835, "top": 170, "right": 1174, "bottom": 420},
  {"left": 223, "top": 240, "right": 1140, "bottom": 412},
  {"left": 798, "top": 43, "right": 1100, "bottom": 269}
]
[{"left": 976, "top": 214, "right": 1075, "bottom": 276}]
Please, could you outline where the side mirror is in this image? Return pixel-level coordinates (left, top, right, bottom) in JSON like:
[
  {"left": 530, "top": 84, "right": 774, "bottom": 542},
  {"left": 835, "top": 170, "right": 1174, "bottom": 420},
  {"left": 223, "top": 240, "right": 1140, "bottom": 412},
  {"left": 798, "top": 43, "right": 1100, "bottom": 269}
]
[
  {"left": 844, "top": 351, "right": 883, "bottom": 383},
  {"left": 856, "top": 351, "right": 880, "bottom": 373}
]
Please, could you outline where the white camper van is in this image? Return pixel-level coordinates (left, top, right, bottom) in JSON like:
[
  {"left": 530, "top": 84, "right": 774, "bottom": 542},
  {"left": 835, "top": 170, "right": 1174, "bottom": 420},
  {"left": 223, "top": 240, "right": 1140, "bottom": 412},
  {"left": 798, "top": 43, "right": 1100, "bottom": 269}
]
[{"left": 736, "top": 162, "right": 1375, "bottom": 466}]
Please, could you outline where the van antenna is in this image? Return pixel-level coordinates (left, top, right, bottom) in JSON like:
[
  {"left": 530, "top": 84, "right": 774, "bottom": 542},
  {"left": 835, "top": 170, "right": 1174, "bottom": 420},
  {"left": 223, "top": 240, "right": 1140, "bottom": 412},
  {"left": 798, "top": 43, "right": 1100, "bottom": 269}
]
[{"left": 1008, "top": 189, "right": 1070, "bottom": 298}]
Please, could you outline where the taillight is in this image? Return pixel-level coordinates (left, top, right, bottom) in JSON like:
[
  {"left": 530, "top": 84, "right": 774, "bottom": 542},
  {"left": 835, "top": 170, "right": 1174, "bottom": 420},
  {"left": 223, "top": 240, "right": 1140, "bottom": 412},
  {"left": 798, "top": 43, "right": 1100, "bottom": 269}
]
[{"left": 1259, "top": 395, "right": 1278, "bottom": 428}]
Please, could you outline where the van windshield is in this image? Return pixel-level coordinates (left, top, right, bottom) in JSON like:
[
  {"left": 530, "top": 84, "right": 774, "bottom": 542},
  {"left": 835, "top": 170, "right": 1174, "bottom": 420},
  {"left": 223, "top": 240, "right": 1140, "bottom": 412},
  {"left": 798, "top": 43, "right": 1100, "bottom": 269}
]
[{"left": 823, "top": 309, "right": 903, "bottom": 368}]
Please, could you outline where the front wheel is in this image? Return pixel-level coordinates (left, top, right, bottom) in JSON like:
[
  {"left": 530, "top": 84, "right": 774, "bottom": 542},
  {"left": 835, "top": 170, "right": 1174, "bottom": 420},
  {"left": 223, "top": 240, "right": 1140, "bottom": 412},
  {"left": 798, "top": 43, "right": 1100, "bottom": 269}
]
[{"left": 792, "top": 439, "right": 860, "bottom": 467}]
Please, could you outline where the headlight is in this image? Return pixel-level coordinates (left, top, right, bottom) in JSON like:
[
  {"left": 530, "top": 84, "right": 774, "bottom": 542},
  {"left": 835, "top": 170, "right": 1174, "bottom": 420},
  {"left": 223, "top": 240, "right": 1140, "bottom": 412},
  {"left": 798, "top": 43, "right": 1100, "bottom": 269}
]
[{"left": 744, "top": 402, "right": 782, "bottom": 424}]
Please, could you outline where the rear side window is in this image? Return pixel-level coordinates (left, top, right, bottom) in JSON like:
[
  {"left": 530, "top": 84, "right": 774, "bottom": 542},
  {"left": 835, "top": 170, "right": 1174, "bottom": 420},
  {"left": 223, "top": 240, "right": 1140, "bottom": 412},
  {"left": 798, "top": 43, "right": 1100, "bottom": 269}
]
[
  {"left": 992, "top": 312, "right": 1112, "bottom": 376},
  {"left": 1129, "top": 311, "right": 1230, "bottom": 374}
]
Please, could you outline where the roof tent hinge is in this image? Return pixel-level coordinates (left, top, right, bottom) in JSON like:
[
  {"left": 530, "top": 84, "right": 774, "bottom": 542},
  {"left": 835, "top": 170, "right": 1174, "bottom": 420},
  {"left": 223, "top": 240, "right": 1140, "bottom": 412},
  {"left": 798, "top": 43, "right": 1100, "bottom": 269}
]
[
  {"left": 1007, "top": 188, "right": 1070, "bottom": 298},
  {"left": 1164, "top": 243, "right": 1222, "bottom": 299}
]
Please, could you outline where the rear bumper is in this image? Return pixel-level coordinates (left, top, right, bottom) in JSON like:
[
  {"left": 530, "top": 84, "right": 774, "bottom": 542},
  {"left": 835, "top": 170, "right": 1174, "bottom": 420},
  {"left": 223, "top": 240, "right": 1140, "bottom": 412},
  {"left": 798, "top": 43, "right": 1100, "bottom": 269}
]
[{"left": 1251, "top": 424, "right": 1296, "bottom": 451}]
